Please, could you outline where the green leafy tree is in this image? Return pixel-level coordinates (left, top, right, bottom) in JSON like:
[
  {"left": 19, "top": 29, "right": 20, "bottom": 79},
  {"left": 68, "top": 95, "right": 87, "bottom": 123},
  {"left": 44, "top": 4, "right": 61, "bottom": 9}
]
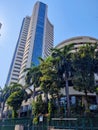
[
  {"left": 72, "top": 43, "right": 97, "bottom": 111},
  {"left": 5, "top": 83, "right": 33, "bottom": 118},
  {"left": 32, "top": 95, "right": 47, "bottom": 124},
  {"left": 7, "top": 90, "right": 24, "bottom": 118},
  {"left": 40, "top": 56, "right": 62, "bottom": 105},
  {"left": 9, "top": 83, "right": 33, "bottom": 102},
  {"left": 32, "top": 95, "right": 43, "bottom": 116}
]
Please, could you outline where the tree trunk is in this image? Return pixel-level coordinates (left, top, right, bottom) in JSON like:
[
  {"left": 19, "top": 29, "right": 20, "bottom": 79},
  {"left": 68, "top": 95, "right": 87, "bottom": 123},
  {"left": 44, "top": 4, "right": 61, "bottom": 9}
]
[
  {"left": 96, "top": 93, "right": 98, "bottom": 104},
  {"left": 33, "top": 87, "right": 35, "bottom": 100},
  {"left": 0, "top": 102, "right": 5, "bottom": 118},
  {"left": 18, "top": 109, "right": 21, "bottom": 118},
  {"left": 12, "top": 110, "right": 18, "bottom": 118},
  {"left": 56, "top": 94, "right": 60, "bottom": 115},
  {"left": 84, "top": 91, "right": 89, "bottom": 111},
  {"left": 44, "top": 93, "right": 48, "bottom": 104},
  {"left": 65, "top": 77, "right": 70, "bottom": 117}
]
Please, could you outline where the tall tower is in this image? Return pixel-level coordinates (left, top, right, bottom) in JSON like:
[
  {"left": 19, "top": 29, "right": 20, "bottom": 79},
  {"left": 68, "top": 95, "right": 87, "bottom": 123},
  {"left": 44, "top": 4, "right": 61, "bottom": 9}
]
[
  {"left": 6, "top": 16, "right": 30, "bottom": 86},
  {"left": 19, "top": 2, "right": 54, "bottom": 85}
]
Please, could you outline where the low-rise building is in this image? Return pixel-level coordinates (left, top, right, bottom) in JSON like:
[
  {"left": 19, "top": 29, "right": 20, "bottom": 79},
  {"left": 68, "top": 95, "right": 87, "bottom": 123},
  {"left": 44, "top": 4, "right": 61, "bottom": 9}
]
[{"left": 56, "top": 36, "right": 98, "bottom": 104}]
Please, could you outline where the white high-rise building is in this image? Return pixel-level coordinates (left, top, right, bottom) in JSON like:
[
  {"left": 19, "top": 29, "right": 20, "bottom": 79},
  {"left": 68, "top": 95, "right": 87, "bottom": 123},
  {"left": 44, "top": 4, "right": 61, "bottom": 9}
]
[
  {"left": 6, "top": 2, "right": 54, "bottom": 86},
  {"left": 19, "top": 1, "right": 54, "bottom": 85},
  {"left": 6, "top": 16, "right": 30, "bottom": 86}
]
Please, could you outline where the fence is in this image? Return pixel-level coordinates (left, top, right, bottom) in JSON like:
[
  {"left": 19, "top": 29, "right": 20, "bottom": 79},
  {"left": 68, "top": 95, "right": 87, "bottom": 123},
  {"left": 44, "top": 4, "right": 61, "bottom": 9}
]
[
  {"left": 0, "top": 117, "right": 32, "bottom": 130},
  {"left": 0, "top": 116, "right": 98, "bottom": 130},
  {"left": 49, "top": 117, "right": 98, "bottom": 130}
]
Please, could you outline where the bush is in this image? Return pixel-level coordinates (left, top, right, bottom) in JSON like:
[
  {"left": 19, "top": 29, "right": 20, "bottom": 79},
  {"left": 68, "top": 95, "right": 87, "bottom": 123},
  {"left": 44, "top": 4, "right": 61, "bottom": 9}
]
[{"left": 33, "top": 116, "right": 38, "bottom": 124}]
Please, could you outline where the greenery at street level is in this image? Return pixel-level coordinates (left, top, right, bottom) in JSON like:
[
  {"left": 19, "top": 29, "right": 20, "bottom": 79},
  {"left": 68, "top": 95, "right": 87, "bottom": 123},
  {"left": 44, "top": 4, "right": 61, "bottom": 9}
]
[
  {"left": 72, "top": 43, "right": 98, "bottom": 111},
  {"left": 51, "top": 43, "right": 74, "bottom": 116},
  {"left": 7, "top": 90, "right": 24, "bottom": 118},
  {"left": 0, "top": 85, "right": 10, "bottom": 118},
  {"left": 39, "top": 56, "right": 62, "bottom": 104},
  {"left": 1, "top": 43, "right": 98, "bottom": 120},
  {"left": 0, "top": 83, "right": 24, "bottom": 118},
  {"left": 0, "top": 83, "right": 33, "bottom": 118},
  {"left": 32, "top": 94, "right": 48, "bottom": 124}
]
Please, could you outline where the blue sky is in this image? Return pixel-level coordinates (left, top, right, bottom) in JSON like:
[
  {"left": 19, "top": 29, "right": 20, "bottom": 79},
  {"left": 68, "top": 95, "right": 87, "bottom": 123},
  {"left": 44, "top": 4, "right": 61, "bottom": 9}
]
[{"left": 0, "top": 0, "right": 98, "bottom": 87}]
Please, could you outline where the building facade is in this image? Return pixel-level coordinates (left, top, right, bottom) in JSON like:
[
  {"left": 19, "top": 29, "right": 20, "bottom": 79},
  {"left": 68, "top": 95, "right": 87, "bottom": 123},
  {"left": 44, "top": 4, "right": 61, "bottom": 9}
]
[
  {"left": 6, "top": 16, "right": 30, "bottom": 86},
  {"left": 19, "top": 2, "right": 54, "bottom": 85}
]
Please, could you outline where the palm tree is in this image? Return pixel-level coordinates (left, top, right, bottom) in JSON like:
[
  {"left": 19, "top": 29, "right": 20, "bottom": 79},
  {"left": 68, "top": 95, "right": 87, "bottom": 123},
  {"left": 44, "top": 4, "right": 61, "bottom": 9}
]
[
  {"left": 9, "top": 83, "right": 33, "bottom": 101},
  {"left": 39, "top": 57, "right": 61, "bottom": 103},
  {"left": 0, "top": 84, "right": 22, "bottom": 118},
  {"left": 39, "top": 56, "right": 65, "bottom": 116},
  {"left": 6, "top": 83, "right": 33, "bottom": 118},
  {"left": 25, "top": 65, "right": 42, "bottom": 100},
  {"left": 51, "top": 44, "right": 74, "bottom": 117},
  {"left": 0, "top": 85, "right": 11, "bottom": 118}
]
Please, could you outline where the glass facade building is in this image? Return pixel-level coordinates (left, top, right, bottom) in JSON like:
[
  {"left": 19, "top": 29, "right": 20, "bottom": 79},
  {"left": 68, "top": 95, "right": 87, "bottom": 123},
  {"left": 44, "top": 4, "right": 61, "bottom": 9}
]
[
  {"left": 6, "top": 2, "right": 54, "bottom": 86},
  {"left": 18, "top": 2, "right": 54, "bottom": 85},
  {"left": 32, "top": 3, "right": 46, "bottom": 65}
]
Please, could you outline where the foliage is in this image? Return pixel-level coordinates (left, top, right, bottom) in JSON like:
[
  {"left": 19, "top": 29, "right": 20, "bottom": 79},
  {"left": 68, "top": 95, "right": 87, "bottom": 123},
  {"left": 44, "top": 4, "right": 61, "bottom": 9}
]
[
  {"left": 12, "top": 109, "right": 18, "bottom": 118},
  {"left": 5, "top": 82, "right": 34, "bottom": 118},
  {"left": 96, "top": 87, "right": 98, "bottom": 94},
  {"left": 32, "top": 95, "right": 47, "bottom": 116},
  {"left": 33, "top": 116, "right": 38, "bottom": 124},
  {"left": 72, "top": 43, "right": 97, "bottom": 92},
  {"left": 25, "top": 65, "right": 41, "bottom": 87},
  {"left": 51, "top": 44, "right": 74, "bottom": 117},
  {"left": 25, "top": 65, "right": 42, "bottom": 99},
  {"left": 32, "top": 95, "right": 47, "bottom": 124},
  {"left": 0, "top": 85, "right": 11, "bottom": 118},
  {"left": 7, "top": 90, "right": 24, "bottom": 117},
  {"left": 40, "top": 57, "right": 61, "bottom": 102},
  {"left": 48, "top": 101, "right": 52, "bottom": 121},
  {"left": 72, "top": 43, "right": 98, "bottom": 110}
]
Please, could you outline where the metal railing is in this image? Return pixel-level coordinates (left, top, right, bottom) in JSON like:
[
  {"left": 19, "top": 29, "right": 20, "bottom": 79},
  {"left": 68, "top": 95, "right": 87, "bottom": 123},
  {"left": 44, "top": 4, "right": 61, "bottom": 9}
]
[{"left": 0, "top": 116, "right": 98, "bottom": 130}]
